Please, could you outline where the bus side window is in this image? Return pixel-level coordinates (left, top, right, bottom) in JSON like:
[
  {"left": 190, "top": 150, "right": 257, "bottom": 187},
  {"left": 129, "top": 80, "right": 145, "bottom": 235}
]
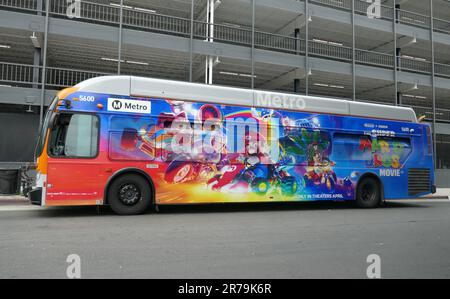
[
  {"left": 109, "top": 116, "right": 156, "bottom": 161},
  {"left": 163, "top": 119, "right": 189, "bottom": 160},
  {"left": 333, "top": 133, "right": 372, "bottom": 164},
  {"left": 375, "top": 137, "right": 412, "bottom": 168},
  {"left": 49, "top": 114, "right": 99, "bottom": 158},
  {"left": 283, "top": 127, "right": 331, "bottom": 166}
]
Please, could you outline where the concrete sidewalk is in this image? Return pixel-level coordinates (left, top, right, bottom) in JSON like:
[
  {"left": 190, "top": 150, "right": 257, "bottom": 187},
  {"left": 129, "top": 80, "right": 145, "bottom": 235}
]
[
  {"left": 0, "top": 195, "right": 29, "bottom": 206},
  {"left": 425, "top": 188, "right": 450, "bottom": 199}
]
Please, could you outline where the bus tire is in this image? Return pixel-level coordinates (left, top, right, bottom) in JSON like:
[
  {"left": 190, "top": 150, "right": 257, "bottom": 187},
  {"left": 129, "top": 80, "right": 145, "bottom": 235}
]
[
  {"left": 355, "top": 176, "right": 381, "bottom": 209},
  {"left": 108, "top": 174, "right": 152, "bottom": 215}
]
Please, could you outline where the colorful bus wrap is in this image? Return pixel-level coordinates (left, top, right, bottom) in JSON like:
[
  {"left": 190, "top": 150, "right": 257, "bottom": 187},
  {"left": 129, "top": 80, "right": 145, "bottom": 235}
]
[{"left": 29, "top": 76, "right": 436, "bottom": 214}]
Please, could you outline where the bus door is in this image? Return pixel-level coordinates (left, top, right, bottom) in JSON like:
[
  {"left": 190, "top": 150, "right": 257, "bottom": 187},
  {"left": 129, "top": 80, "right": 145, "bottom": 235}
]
[{"left": 46, "top": 113, "right": 102, "bottom": 206}]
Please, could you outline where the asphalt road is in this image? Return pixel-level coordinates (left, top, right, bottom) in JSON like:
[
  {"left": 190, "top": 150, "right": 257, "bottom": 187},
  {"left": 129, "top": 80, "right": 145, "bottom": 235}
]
[{"left": 1, "top": 199, "right": 450, "bottom": 279}]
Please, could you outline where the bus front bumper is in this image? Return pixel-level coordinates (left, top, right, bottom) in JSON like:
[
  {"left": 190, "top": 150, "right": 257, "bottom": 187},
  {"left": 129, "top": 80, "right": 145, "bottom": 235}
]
[
  {"left": 28, "top": 188, "right": 42, "bottom": 206},
  {"left": 432, "top": 185, "right": 437, "bottom": 194}
]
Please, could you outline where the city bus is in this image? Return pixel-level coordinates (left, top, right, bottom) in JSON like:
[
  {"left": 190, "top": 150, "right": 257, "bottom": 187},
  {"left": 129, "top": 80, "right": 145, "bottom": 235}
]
[{"left": 29, "top": 76, "right": 436, "bottom": 215}]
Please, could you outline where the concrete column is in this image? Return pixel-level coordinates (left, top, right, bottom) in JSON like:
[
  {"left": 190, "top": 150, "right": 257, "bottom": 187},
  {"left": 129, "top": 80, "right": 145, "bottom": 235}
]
[
  {"left": 294, "top": 28, "right": 300, "bottom": 54},
  {"left": 397, "top": 91, "right": 402, "bottom": 106},
  {"left": 396, "top": 47, "right": 402, "bottom": 71},
  {"left": 294, "top": 79, "right": 301, "bottom": 93},
  {"left": 294, "top": 28, "right": 301, "bottom": 93},
  {"left": 32, "top": 48, "right": 41, "bottom": 89},
  {"left": 395, "top": 4, "right": 400, "bottom": 23}
]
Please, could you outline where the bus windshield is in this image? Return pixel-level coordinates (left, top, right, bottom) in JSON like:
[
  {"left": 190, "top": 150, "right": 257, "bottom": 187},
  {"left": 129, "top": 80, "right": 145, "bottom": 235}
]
[{"left": 34, "top": 97, "right": 58, "bottom": 160}]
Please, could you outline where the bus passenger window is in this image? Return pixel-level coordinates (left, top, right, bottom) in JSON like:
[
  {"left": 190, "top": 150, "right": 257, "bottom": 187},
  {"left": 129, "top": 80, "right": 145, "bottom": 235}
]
[
  {"left": 333, "top": 133, "right": 372, "bottom": 164},
  {"left": 49, "top": 114, "right": 99, "bottom": 158}
]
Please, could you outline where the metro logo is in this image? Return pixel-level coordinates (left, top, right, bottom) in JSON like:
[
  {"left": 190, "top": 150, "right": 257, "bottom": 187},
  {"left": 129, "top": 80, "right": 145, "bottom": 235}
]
[
  {"left": 111, "top": 100, "right": 123, "bottom": 110},
  {"left": 107, "top": 98, "right": 151, "bottom": 114}
]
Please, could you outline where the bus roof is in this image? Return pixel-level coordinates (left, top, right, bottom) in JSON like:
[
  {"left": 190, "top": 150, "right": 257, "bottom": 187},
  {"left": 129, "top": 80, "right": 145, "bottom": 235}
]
[{"left": 74, "top": 76, "right": 418, "bottom": 123}]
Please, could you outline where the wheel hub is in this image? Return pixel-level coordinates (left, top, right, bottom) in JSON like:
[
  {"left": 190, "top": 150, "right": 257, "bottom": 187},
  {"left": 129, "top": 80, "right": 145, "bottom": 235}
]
[
  {"left": 362, "top": 184, "right": 375, "bottom": 202},
  {"left": 119, "top": 184, "right": 141, "bottom": 206}
]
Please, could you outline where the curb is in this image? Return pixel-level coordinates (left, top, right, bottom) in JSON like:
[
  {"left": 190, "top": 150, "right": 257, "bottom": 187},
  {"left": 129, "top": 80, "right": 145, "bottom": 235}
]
[
  {"left": 0, "top": 196, "right": 28, "bottom": 206},
  {"left": 426, "top": 196, "right": 450, "bottom": 200}
]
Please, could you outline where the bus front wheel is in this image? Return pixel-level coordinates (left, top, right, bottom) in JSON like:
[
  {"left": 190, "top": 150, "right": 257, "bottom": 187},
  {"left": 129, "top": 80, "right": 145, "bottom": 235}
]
[
  {"left": 108, "top": 174, "right": 152, "bottom": 215},
  {"left": 355, "top": 177, "right": 381, "bottom": 209}
]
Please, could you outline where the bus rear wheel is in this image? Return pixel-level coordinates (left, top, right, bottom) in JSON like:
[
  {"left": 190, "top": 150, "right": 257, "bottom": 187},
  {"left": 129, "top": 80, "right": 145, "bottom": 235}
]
[
  {"left": 108, "top": 174, "right": 152, "bottom": 215},
  {"left": 355, "top": 177, "right": 381, "bottom": 209}
]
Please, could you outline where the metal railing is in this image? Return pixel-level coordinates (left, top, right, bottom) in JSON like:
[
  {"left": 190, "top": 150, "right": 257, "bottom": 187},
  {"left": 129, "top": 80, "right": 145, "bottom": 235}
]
[
  {"left": 0, "top": 61, "right": 110, "bottom": 88},
  {"left": 50, "top": 0, "right": 193, "bottom": 36},
  {"left": 2, "top": 0, "right": 449, "bottom": 34},
  {"left": 123, "top": 8, "right": 190, "bottom": 36},
  {"left": 356, "top": 49, "right": 394, "bottom": 68},
  {"left": 311, "top": 0, "right": 394, "bottom": 21},
  {"left": 51, "top": 0, "right": 122, "bottom": 25},
  {"left": 0, "top": 0, "right": 37, "bottom": 11},
  {"left": 354, "top": 0, "right": 393, "bottom": 20},
  {"left": 399, "top": 57, "right": 432, "bottom": 74},
  {"left": 309, "top": 41, "right": 352, "bottom": 61},
  {"left": 0, "top": 62, "right": 40, "bottom": 85},
  {"left": 310, "top": 0, "right": 352, "bottom": 11},
  {"left": 195, "top": 22, "right": 252, "bottom": 46},
  {"left": 397, "top": 9, "right": 430, "bottom": 29},
  {"left": 312, "top": 0, "right": 395, "bottom": 19},
  {"left": 45, "top": 66, "right": 109, "bottom": 87},
  {"left": 2, "top": 61, "right": 450, "bottom": 122},
  {"left": 409, "top": 105, "right": 450, "bottom": 123},
  {"left": 193, "top": 21, "right": 302, "bottom": 54},
  {"left": 434, "top": 17, "right": 450, "bottom": 34},
  {"left": 310, "top": 0, "right": 449, "bottom": 31},
  {"left": 435, "top": 63, "right": 450, "bottom": 78},
  {"left": 1, "top": 1, "right": 450, "bottom": 79},
  {"left": 255, "top": 31, "right": 301, "bottom": 54}
]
